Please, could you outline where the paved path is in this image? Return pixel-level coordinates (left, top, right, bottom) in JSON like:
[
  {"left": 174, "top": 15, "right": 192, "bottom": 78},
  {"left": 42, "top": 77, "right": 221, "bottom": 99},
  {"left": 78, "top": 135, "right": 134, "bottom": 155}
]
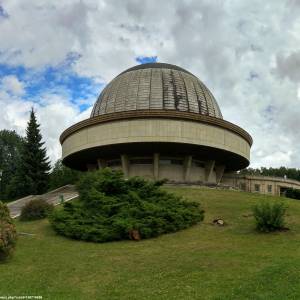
[{"left": 7, "top": 185, "right": 78, "bottom": 218}]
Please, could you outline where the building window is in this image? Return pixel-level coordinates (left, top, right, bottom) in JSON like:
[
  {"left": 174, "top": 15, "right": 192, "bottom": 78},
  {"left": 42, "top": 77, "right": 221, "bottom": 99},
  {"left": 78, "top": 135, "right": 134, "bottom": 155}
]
[
  {"left": 170, "top": 159, "right": 183, "bottom": 165},
  {"left": 107, "top": 159, "right": 121, "bottom": 167},
  {"left": 239, "top": 182, "right": 246, "bottom": 191},
  {"left": 160, "top": 158, "right": 183, "bottom": 165},
  {"left": 160, "top": 159, "right": 171, "bottom": 165},
  {"left": 129, "top": 158, "right": 153, "bottom": 165},
  {"left": 193, "top": 160, "right": 205, "bottom": 168},
  {"left": 254, "top": 184, "right": 260, "bottom": 192},
  {"left": 268, "top": 185, "right": 272, "bottom": 193}
]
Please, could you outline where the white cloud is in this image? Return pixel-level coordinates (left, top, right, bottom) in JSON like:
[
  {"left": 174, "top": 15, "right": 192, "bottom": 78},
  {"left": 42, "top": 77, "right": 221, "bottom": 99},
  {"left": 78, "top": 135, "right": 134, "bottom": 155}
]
[
  {"left": 0, "top": 0, "right": 300, "bottom": 168},
  {"left": 1, "top": 75, "right": 25, "bottom": 95},
  {"left": 0, "top": 89, "right": 90, "bottom": 165},
  {"left": 275, "top": 51, "right": 300, "bottom": 82}
]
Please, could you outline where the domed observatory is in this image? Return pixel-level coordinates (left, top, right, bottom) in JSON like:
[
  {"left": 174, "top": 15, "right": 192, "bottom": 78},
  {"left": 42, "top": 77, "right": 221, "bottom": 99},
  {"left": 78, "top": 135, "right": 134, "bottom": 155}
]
[{"left": 60, "top": 63, "right": 252, "bottom": 184}]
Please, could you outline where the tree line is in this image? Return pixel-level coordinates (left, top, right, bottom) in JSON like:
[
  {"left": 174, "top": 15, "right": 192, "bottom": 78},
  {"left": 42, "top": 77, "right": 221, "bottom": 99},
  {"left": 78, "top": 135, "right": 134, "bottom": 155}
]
[
  {"left": 239, "top": 167, "right": 300, "bottom": 181},
  {"left": 0, "top": 109, "right": 81, "bottom": 202}
]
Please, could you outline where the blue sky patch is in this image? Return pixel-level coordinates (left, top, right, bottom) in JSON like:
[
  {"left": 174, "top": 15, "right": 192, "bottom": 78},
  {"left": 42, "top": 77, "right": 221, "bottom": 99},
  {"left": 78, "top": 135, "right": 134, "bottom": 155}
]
[
  {"left": 0, "top": 53, "right": 102, "bottom": 112},
  {"left": 0, "top": 5, "right": 9, "bottom": 18},
  {"left": 136, "top": 56, "right": 158, "bottom": 64}
]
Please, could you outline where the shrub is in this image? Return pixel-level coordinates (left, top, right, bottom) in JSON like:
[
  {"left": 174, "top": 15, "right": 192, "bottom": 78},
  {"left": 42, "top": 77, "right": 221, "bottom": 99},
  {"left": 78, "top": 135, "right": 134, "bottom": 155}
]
[
  {"left": 20, "top": 198, "right": 54, "bottom": 221},
  {"left": 0, "top": 201, "right": 17, "bottom": 261},
  {"left": 50, "top": 168, "right": 204, "bottom": 242},
  {"left": 285, "top": 188, "right": 300, "bottom": 200},
  {"left": 252, "top": 201, "right": 287, "bottom": 232}
]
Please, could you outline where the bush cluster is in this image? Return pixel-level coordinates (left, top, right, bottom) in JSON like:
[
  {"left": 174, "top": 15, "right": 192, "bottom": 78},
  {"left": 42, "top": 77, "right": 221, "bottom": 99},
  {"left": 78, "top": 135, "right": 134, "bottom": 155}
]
[
  {"left": 285, "top": 188, "right": 300, "bottom": 200},
  {"left": 50, "top": 169, "right": 204, "bottom": 242},
  {"left": 252, "top": 201, "right": 287, "bottom": 232},
  {"left": 20, "top": 198, "right": 54, "bottom": 221},
  {"left": 0, "top": 201, "right": 17, "bottom": 261}
]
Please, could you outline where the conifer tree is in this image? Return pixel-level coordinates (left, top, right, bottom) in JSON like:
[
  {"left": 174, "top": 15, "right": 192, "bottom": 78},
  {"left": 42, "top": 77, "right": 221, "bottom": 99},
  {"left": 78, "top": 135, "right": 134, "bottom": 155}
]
[
  {"left": 0, "top": 130, "right": 24, "bottom": 200},
  {"left": 11, "top": 109, "right": 51, "bottom": 197}
]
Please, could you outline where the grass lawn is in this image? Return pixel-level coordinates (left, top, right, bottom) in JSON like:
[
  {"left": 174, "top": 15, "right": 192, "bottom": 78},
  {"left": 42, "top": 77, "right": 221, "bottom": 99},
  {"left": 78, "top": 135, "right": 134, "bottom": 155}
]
[{"left": 1, "top": 187, "right": 300, "bottom": 299}]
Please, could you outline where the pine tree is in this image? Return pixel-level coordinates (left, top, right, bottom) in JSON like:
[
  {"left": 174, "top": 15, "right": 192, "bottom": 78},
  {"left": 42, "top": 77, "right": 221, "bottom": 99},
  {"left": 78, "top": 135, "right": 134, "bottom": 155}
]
[{"left": 11, "top": 109, "right": 51, "bottom": 197}]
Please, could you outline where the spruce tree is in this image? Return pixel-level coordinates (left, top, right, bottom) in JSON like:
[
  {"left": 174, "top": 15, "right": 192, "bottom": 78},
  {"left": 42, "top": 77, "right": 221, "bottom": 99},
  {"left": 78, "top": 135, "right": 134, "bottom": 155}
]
[{"left": 12, "top": 109, "right": 51, "bottom": 197}]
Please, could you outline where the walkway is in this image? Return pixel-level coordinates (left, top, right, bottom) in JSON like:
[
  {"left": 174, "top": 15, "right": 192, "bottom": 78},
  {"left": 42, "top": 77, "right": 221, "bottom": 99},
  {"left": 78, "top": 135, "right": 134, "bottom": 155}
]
[{"left": 7, "top": 185, "right": 78, "bottom": 218}]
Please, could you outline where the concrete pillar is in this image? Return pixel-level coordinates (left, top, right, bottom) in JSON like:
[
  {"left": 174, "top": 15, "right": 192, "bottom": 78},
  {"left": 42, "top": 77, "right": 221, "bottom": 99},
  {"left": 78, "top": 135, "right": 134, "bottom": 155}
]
[
  {"left": 97, "top": 159, "right": 107, "bottom": 170},
  {"left": 205, "top": 160, "right": 215, "bottom": 183},
  {"left": 215, "top": 165, "right": 225, "bottom": 185},
  {"left": 153, "top": 153, "right": 160, "bottom": 180},
  {"left": 121, "top": 154, "right": 129, "bottom": 178},
  {"left": 184, "top": 155, "right": 192, "bottom": 182}
]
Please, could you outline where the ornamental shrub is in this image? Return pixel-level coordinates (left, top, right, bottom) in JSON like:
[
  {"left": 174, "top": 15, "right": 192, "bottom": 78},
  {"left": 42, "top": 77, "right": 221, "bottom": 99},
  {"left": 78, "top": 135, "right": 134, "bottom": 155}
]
[
  {"left": 50, "top": 168, "right": 204, "bottom": 242},
  {"left": 252, "top": 201, "right": 287, "bottom": 232},
  {"left": 0, "top": 201, "right": 17, "bottom": 261},
  {"left": 20, "top": 198, "right": 54, "bottom": 221},
  {"left": 285, "top": 188, "right": 300, "bottom": 200}
]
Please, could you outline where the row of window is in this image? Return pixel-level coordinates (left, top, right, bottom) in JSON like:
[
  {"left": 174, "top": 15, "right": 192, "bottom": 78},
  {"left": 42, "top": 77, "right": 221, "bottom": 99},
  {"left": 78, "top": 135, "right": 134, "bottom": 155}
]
[
  {"left": 254, "top": 184, "right": 272, "bottom": 193},
  {"left": 239, "top": 182, "right": 273, "bottom": 193},
  {"left": 106, "top": 158, "right": 206, "bottom": 167}
]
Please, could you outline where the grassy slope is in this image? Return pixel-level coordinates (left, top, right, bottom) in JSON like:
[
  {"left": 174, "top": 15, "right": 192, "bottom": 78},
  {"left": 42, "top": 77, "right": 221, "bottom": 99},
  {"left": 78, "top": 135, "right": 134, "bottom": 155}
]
[{"left": 1, "top": 188, "right": 300, "bottom": 300}]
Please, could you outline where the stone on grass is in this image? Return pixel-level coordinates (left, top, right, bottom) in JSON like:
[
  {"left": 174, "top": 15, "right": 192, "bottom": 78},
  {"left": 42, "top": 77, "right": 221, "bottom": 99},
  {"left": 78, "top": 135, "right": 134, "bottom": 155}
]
[{"left": 213, "top": 219, "right": 225, "bottom": 226}]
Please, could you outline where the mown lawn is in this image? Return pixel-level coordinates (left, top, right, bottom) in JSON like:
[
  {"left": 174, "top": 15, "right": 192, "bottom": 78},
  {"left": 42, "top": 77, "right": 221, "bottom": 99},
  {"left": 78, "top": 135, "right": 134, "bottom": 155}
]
[{"left": 1, "top": 187, "right": 300, "bottom": 300}]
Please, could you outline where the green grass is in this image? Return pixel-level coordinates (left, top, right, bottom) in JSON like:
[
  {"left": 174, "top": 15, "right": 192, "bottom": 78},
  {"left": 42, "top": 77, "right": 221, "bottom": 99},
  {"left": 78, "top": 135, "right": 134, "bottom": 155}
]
[{"left": 1, "top": 187, "right": 300, "bottom": 299}]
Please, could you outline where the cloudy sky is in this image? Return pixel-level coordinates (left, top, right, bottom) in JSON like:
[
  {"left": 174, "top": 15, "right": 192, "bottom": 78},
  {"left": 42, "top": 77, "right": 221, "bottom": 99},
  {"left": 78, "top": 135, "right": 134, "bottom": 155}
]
[{"left": 0, "top": 0, "right": 300, "bottom": 168}]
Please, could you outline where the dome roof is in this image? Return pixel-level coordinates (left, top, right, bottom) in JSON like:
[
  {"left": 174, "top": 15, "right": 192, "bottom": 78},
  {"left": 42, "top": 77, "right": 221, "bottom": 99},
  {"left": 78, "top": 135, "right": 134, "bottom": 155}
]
[{"left": 91, "top": 63, "right": 223, "bottom": 119}]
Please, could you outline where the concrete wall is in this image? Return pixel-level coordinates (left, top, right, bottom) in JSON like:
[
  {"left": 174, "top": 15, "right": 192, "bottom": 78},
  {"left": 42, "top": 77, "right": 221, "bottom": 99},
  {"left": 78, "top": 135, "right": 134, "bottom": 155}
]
[
  {"left": 62, "top": 118, "right": 250, "bottom": 162},
  {"left": 189, "top": 165, "right": 206, "bottom": 182},
  {"left": 129, "top": 164, "right": 153, "bottom": 179},
  {"left": 159, "top": 164, "right": 185, "bottom": 182}
]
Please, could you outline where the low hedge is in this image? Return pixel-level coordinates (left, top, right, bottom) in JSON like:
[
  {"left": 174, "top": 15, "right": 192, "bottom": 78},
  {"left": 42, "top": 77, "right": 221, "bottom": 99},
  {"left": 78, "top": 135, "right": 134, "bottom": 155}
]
[
  {"left": 252, "top": 200, "right": 287, "bottom": 232},
  {"left": 20, "top": 198, "right": 54, "bottom": 221}
]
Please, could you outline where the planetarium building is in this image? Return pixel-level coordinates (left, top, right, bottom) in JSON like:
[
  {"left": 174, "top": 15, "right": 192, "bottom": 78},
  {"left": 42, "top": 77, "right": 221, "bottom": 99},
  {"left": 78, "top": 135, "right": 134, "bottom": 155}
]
[{"left": 60, "top": 63, "right": 252, "bottom": 184}]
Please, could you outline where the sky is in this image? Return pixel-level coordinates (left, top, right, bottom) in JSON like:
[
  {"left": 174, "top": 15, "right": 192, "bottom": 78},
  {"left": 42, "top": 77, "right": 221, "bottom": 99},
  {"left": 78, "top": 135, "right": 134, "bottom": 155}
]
[{"left": 0, "top": 0, "right": 300, "bottom": 168}]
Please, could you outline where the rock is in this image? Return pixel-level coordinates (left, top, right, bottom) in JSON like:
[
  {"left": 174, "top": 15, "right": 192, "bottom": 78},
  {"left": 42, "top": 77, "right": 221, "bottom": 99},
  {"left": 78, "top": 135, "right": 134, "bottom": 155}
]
[
  {"left": 213, "top": 219, "right": 225, "bottom": 226},
  {"left": 129, "top": 229, "right": 141, "bottom": 241}
]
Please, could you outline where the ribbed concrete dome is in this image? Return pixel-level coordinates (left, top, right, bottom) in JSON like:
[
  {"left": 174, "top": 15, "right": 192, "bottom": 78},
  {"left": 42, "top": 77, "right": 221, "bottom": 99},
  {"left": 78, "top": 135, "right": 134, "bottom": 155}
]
[{"left": 91, "top": 63, "right": 223, "bottom": 119}]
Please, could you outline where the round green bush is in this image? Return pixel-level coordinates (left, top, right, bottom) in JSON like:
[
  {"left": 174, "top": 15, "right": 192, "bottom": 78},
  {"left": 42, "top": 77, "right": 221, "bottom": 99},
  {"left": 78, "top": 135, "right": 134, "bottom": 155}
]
[
  {"left": 252, "top": 200, "right": 287, "bottom": 232},
  {"left": 20, "top": 198, "right": 54, "bottom": 221},
  {"left": 50, "top": 169, "right": 204, "bottom": 242},
  {"left": 0, "top": 201, "right": 17, "bottom": 261}
]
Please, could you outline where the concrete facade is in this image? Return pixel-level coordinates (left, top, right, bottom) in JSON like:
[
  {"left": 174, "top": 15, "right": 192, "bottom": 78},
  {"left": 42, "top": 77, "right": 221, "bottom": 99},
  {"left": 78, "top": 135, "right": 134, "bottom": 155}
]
[
  {"left": 61, "top": 117, "right": 251, "bottom": 184},
  {"left": 62, "top": 118, "right": 250, "bottom": 161}
]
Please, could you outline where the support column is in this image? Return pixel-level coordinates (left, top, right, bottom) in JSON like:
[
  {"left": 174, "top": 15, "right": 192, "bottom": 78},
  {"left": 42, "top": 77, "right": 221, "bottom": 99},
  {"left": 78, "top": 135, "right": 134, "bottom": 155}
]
[
  {"left": 215, "top": 165, "right": 225, "bottom": 185},
  {"left": 153, "top": 153, "right": 160, "bottom": 180},
  {"left": 97, "top": 159, "right": 107, "bottom": 170},
  {"left": 184, "top": 155, "right": 192, "bottom": 182},
  {"left": 121, "top": 154, "right": 129, "bottom": 178},
  {"left": 205, "top": 160, "right": 215, "bottom": 183}
]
